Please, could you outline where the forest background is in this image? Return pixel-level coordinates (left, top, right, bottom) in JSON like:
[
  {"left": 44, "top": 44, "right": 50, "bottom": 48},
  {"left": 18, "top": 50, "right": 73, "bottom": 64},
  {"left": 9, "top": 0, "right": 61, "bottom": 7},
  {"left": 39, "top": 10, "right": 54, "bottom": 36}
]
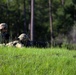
[{"left": 0, "top": 0, "right": 76, "bottom": 48}]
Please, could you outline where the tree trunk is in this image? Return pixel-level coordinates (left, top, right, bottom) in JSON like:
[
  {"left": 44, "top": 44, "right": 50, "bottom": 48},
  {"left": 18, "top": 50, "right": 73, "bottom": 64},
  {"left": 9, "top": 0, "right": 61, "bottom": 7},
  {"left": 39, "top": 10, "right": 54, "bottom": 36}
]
[
  {"left": 61, "top": 0, "right": 64, "bottom": 5},
  {"left": 28, "top": 0, "right": 31, "bottom": 36},
  {"left": 74, "top": 3, "right": 76, "bottom": 23},
  {"left": 7, "top": 0, "right": 10, "bottom": 40},
  {"left": 49, "top": 0, "right": 53, "bottom": 47},
  {"left": 23, "top": 0, "right": 26, "bottom": 33},
  {"left": 30, "top": 0, "right": 34, "bottom": 41}
]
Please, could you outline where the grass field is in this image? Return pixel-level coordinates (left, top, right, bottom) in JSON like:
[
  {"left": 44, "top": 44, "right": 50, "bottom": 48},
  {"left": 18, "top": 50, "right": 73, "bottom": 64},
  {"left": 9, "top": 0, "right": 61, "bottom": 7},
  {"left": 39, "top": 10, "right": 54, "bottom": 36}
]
[{"left": 0, "top": 46, "right": 76, "bottom": 75}]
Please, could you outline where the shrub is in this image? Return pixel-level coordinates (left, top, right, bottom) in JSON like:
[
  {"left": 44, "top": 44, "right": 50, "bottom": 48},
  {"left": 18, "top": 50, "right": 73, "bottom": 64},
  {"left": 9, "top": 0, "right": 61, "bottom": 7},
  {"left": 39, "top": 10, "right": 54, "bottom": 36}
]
[
  {"left": 67, "top": 44, "right": 76, "bottom": 50},
  {"left": 53, "top": 34, "right": 68, "bottom": 48}
]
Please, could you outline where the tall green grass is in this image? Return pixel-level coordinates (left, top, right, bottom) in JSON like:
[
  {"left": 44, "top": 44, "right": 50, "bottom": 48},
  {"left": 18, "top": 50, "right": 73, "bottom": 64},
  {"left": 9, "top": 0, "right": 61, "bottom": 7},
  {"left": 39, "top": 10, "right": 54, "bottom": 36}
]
[{"left": 0, "top": 46, "right": 76, "bottom": 75}]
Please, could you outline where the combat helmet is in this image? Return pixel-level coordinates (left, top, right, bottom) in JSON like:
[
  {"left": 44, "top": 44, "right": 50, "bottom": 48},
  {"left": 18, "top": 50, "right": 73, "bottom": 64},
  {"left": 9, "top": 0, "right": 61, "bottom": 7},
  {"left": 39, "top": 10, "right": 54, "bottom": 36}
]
[
  {"left": 18, "top": 33, "right": 29, "bottom": 41},
  {"left": 0, "top": 23, "right": 8, "bottom": 30}
]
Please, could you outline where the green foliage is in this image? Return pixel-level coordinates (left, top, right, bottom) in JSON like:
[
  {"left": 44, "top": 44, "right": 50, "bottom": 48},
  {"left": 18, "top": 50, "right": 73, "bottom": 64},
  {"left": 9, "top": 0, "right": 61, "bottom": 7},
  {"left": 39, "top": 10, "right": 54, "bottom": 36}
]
[
  {"left": 67, "top": 44, "right": 76, "bottom": 50},
  {"left": 0, "top": 0, "right": 74, "bottom": 41},
  {"left": 53, "top": 0, "right": 74, "bottom": 36},
  {"left": 0, "top": 47, "right": 76, "bottom": 75}
]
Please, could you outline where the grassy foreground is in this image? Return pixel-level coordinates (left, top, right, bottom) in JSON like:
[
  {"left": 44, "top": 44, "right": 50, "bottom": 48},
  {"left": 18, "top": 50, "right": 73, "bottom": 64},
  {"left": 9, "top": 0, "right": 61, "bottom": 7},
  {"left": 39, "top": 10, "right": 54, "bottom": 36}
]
[{"left": 0, "top": 46, "right": 76, "bottom": 75}]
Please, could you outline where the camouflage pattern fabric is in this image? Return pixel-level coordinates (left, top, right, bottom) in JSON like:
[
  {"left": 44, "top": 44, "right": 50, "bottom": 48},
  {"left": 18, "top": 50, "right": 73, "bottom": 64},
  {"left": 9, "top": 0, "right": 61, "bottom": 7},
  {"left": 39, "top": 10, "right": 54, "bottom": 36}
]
[
  {"left": 6, "top": 40, "right": 24, "bottom": 48},
  {"left": 0, "top": 23, "right": 8, "bottom": 30},
  {"left": 0, "top": 23, "right": 9, "bottom": 44},
  {"left": 0, "top": 32, "right": 2, "bottom": 43},
  {"left": 6, "top": 33, "right": 28, "bottom": 48}
]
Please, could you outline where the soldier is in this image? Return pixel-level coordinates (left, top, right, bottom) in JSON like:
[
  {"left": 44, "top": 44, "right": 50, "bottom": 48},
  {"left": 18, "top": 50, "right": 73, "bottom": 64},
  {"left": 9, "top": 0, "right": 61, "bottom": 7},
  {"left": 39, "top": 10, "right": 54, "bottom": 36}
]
[
  {"left": 0, "top": 23, "right": 9, "bottom": 44},
  {"left": 18, "top": 33, "right": 29, "bottom": 46},
  {"left": 6, "top": 33, "right": 29, "bottom": 48},
  {"left": 6, "top": 40, "right": 24, "bottom": 48}
]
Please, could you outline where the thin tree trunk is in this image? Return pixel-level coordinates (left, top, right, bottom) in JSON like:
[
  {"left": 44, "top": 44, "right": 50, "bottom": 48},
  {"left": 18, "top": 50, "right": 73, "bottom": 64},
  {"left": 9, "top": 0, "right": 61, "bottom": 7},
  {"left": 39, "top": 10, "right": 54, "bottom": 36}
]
[
  {"left": 7, "top": 0, "right": 10, "bottom": 40},
  {"left": 61, "top": 0, "right": 64, "bottom": 5},
  {"left": 74, "top": 3, "right": 76, "bottom": 23},
  {"left": 30, "top": 0, "right": 34, "bottom": 41},
  {"left": 29, "top": 0, "right": 31, "bottom": 13},
  {"left": 49, "top": 0, "right": 53, "bottom": 47},
  {"left": 28, "top": 0, "right": 31, "bottom": 36},
  {"left": 7, "top": 0, "right": 9, "bottom": 26},
  {"left": 23, "top": 0, "right": 26, "bottom": 33}
]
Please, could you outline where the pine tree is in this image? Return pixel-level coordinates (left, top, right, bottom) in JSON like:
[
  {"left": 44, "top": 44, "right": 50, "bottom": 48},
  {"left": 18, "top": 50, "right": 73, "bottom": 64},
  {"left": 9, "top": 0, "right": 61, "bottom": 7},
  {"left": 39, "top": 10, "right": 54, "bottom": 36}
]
[
  {"left": 49, "top": 0, "right": 53, "bottom": 46},
  {"left": 30, "top": 0, "right": 34, "bottom": 41}
]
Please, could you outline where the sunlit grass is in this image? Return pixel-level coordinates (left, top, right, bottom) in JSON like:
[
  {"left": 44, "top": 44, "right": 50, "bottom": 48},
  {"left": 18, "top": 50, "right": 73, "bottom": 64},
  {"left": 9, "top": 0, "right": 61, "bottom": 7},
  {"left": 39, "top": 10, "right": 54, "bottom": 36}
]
[{"left": 0, "top": 46, "right": 76, "bottom": 75}]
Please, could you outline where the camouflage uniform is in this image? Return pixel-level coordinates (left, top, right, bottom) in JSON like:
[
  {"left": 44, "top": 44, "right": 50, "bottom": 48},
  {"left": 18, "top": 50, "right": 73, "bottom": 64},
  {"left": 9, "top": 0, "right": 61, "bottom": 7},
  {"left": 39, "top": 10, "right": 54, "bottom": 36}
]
[
  {"left": 0, "top": 23, "right": 9, "bottom": 44},
  {"left": 0, "top": 32, "right": 2, "bottom": 44},
  {"left": 6, "top": 33, "right": 29, "bottom": 48},
  {"left": 6, "top": 40, "right": 24, "bottom": 48}
]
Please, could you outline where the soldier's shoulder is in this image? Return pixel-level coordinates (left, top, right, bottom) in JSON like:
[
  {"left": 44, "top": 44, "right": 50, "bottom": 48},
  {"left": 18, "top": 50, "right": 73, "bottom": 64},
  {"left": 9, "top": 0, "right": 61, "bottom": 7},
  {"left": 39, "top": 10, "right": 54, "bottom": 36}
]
[{"left": 6, "top": 40, "right": 24, "bottom": 48}]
